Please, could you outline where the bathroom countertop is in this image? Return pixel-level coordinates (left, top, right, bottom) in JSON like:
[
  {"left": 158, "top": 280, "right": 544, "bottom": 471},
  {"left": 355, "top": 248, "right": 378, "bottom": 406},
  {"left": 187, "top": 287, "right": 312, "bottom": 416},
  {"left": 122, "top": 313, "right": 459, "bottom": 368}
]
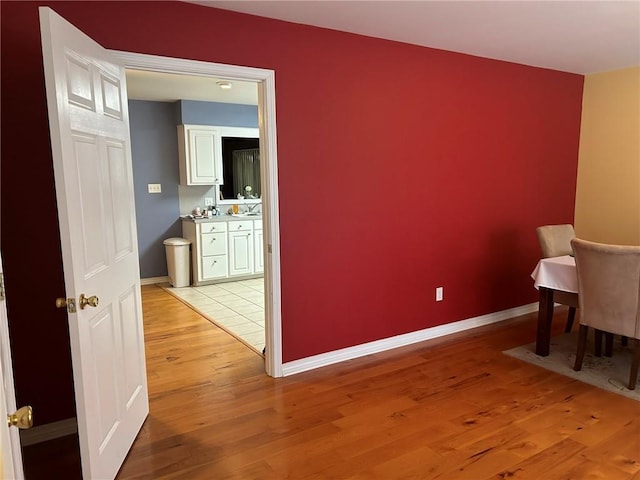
[{"left": 181, "top": 213, "right": 262, "bottom": 224}]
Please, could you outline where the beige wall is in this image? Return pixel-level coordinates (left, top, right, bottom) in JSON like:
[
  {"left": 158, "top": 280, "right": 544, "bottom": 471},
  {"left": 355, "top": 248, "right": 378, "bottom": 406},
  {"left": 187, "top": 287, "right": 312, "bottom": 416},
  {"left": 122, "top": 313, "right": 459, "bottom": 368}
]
[{"left": 574, "top": 67, "right": 640, "bottom": 245}]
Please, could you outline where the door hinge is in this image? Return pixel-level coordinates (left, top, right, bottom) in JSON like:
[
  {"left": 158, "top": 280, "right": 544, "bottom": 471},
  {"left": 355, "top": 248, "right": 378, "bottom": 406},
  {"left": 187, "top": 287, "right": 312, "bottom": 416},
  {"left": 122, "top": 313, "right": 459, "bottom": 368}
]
[{"left": 0, "top": 273, "right": 5, "bottom": 301}]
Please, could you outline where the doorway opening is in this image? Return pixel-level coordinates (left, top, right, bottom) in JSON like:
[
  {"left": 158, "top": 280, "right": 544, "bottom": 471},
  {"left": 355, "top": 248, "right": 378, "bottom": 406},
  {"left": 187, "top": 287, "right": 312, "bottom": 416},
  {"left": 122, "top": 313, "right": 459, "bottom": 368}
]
[{"left": 111, "top": 50, "right": 283, "bottom": 377}]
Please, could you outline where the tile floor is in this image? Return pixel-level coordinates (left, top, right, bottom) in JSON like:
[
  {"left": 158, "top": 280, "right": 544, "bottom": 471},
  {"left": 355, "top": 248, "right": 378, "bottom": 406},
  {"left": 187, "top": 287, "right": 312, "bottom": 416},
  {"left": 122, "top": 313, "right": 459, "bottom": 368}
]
[{"left": 163, "top": 278, "right": 265, "bottom": 354}]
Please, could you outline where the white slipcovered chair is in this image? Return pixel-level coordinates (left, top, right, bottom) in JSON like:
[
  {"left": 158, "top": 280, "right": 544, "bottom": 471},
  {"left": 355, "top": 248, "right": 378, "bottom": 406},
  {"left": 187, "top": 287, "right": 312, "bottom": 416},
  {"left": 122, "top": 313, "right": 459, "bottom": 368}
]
[{"left": 536, "top": 224, "right": 579, "bottom": 332}]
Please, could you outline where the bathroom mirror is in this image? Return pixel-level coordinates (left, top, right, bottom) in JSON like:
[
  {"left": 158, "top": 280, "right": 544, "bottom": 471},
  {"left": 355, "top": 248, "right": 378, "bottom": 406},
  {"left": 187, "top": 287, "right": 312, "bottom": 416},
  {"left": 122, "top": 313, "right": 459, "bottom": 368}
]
[
  {"left": 216, "top": 127, "right": 260, "bottom": 205},
  {"left": 220, "top": 137, "right": 260, "bottom": 200}
]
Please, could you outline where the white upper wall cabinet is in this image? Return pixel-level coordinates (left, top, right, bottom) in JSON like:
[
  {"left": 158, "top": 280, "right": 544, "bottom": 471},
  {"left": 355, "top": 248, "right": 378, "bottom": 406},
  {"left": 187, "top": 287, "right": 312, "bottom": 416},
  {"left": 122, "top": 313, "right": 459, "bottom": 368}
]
[{"left": 178, "top": 125, "right": 223, "bottom": 185}]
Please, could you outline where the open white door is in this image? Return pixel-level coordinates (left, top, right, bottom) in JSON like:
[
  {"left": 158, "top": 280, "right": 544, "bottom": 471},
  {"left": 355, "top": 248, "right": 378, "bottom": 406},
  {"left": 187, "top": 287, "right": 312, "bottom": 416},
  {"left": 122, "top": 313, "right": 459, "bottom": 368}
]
[
  {"left": 0, "top": 253, "right": 26, "bottom": 479},
  {"left": 39, "top": 7, "right": 149, "bottom": 479}
]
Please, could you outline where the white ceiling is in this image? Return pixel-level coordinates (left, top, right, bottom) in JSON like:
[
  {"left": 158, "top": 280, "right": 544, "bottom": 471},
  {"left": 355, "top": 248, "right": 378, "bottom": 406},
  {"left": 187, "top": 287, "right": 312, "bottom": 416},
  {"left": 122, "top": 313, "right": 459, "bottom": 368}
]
[
  {"left": 127, "top": 0, "right": 640, "bottom": 105},
  {"left": 197, "top": 0, "right": 640, "bottom": 74},
  {"left": 126, "top": 69, "right": 258, "bottom": 104}
]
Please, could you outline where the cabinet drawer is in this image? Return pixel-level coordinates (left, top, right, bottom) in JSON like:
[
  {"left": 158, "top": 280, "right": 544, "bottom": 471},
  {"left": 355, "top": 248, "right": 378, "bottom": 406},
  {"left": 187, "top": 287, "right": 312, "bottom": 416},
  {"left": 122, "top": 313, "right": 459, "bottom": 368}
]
[
  {"left": 253, "top": 219, "right": 262, "bottom": 230},
  {"left": 199, "top": 222, "right": 227, "bottom": 234},
  {"left": 201, "top": 255, "right": 227, "bottom": 279},
  {"left": 201, "top": 232, "right": 227, "bottom": 256},
  {"left": 228, "top": 220, "right": 252, "bottom": 232}
]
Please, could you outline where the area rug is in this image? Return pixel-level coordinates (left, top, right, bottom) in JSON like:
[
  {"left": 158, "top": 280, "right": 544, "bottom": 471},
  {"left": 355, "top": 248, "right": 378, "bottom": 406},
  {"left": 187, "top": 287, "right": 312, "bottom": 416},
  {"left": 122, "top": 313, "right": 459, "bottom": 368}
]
[{"left": 504, "top": 331, "right": 639, "bottom": 402}]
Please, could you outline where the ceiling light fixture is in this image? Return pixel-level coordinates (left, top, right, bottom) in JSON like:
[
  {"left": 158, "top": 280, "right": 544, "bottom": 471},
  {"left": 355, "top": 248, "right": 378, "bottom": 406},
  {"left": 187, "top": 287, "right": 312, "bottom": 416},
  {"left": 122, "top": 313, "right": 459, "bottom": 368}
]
[{"left": 216, "top": 81, "right": 232, "bottom": 90}]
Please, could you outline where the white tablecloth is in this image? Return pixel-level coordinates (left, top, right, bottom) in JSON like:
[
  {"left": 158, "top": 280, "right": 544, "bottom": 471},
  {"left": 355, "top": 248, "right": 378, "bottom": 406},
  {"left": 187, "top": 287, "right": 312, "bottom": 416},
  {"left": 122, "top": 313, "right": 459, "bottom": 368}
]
[{"left": 531, "top": 255, "right": 578, "bottom": 293}]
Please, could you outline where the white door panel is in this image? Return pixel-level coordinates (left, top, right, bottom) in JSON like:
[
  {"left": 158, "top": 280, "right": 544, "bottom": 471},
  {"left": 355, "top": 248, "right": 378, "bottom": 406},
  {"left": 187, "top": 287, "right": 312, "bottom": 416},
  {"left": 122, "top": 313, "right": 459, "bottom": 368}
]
[
  {"left": 229, "top": 231, "right": 253, "bottom": 276},
  {"left": 73, "top": 133, "right": 110, "bottom": 275},
  {"left": 0, "top": 253, "right": 24, "bottom": 479},
  {"left": 255, "top": 229, "right": 264, "bottom": 273},
  {"left": 39, "top": 7, "right": 149, "bottom": 479},
  {"left": 89, "top": 307, "right": 120, "bottom": 449},
  {"left": 107, "top": 140, "right": 136, "bottom": 260},
  {"left": 120, "top": 287, "right": 146, "bottom": 404},
  {"left": 192, "top": 131, "right": 217, "bottom": 179}
]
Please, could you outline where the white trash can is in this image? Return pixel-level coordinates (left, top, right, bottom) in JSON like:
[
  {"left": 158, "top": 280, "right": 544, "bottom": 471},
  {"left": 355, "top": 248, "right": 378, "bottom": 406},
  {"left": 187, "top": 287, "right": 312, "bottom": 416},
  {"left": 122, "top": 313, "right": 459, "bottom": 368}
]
[{"left": 163, "top": 237, "right": 191, "bottom": 287}]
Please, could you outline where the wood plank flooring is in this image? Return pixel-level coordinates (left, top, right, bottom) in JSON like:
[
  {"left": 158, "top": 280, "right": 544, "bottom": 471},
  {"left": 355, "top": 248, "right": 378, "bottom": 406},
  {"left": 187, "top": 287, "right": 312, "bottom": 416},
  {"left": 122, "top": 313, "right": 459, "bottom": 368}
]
[{"left": 25, "top": 285, "right": 640, "bottom": 478}]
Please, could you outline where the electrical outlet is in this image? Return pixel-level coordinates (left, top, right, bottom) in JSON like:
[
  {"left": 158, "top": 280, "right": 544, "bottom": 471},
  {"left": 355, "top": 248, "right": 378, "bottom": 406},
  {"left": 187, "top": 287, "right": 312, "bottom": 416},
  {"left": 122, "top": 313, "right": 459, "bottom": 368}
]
[
  {"left": 204, "top": 197, "right": 214, "bottom": 206},
  {"left": 435, "top": 286, "right": 444, "bottom": 302},
  {"left": 147, "top": 183, "right": 161, "bottom": 194}
]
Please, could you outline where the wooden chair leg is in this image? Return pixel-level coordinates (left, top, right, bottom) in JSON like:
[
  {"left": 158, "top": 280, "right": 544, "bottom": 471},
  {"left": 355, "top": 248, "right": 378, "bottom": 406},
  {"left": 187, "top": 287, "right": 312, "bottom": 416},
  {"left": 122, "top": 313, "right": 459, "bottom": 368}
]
[
  {"left": 565, "top": 307, "right": 576, "bottom": 333},
  {"left": 574, "top": 325, "right": 588, "bottom": 371},
  {"left": 629, "top": 339, "right": 640, "bottom": 390},
  {"left": 594, "top": 329, "right": 603, "bottom": 357},
  {"left": 605, "top": 333, "right": 614, "bottom": 357}
]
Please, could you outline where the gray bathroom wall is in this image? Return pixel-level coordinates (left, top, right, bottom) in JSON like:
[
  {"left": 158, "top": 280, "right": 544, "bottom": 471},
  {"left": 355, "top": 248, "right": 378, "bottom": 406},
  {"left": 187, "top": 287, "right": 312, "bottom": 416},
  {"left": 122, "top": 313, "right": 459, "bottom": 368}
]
[
  {"left": 130, "top": 99, "right": 259, "bottom": 280},
  {"left": 178, "top": 100, "right": 258, "bottom": 127},
  {"left": 130, "top": 100, "right": 182, "bottom": 279}
]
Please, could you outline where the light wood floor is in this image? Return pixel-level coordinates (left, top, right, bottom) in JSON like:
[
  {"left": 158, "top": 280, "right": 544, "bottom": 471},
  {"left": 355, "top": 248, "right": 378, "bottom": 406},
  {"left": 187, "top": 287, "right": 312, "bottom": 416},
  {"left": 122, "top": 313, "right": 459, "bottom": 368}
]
[{"left": 26, "top": 284, "right": 640, "bottom": 478}]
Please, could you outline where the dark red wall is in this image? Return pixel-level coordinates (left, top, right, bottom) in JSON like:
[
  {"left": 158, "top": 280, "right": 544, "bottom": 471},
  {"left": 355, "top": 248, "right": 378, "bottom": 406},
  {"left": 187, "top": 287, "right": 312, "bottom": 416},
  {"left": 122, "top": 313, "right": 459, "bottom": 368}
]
[{"left": 1, "top": 1, "right": 583, "bottom": 423}]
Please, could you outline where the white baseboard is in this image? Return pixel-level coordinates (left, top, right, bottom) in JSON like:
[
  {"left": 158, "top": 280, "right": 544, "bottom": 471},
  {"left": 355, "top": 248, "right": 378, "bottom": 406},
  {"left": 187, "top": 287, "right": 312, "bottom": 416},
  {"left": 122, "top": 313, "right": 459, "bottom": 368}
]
[
  {"left": 20, "top": 417, "right": 77, "bottom": 446},
  {"left": 140, "top": 276, "right": 169, "bottom": 285},
  {"left": 17, "top": 304, "right": 538, "bottom": 446},
  {"left": 282, "top": 302, "right": 538, "bottom": 376}
]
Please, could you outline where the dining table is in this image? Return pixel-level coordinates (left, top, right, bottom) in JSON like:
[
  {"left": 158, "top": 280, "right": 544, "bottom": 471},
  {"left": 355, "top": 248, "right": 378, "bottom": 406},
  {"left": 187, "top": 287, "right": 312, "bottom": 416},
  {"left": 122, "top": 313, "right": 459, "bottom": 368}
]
[{"left": 530, "top": 255, "right": 578, "bottom": 356}]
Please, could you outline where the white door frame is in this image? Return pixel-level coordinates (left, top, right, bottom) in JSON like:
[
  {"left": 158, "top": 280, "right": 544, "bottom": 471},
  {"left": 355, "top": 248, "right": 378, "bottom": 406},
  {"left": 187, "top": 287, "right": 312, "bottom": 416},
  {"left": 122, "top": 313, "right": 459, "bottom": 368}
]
[{"left": 110, "top": 51, "right": 283, "bottom": 377}]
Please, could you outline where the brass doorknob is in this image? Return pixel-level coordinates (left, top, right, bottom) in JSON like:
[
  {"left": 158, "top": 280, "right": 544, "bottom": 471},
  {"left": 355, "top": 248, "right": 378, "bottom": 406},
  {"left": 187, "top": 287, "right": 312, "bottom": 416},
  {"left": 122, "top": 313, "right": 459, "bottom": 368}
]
[
  {"left": 55, "top": 297, "right": 69, "bottom": 308},
  {"left": 7, "top": 406, "right": 33, "bottom": 429},
  {"left": 79, "top": 294, "right": 99, "bottom": 309},
  {"left": 56, "top": 297, "right": 76, "bottom": 313}
]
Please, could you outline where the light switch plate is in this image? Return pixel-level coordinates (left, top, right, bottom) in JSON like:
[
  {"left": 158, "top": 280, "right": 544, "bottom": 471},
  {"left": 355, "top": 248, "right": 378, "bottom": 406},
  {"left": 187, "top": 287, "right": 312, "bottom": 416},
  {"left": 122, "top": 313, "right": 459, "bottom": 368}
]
[
  {"left": 148, "top": 183, "right": 161, "bottom": 193},
  {"left": 204, "top": 197, "right": 214, "bottom": 206}
]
